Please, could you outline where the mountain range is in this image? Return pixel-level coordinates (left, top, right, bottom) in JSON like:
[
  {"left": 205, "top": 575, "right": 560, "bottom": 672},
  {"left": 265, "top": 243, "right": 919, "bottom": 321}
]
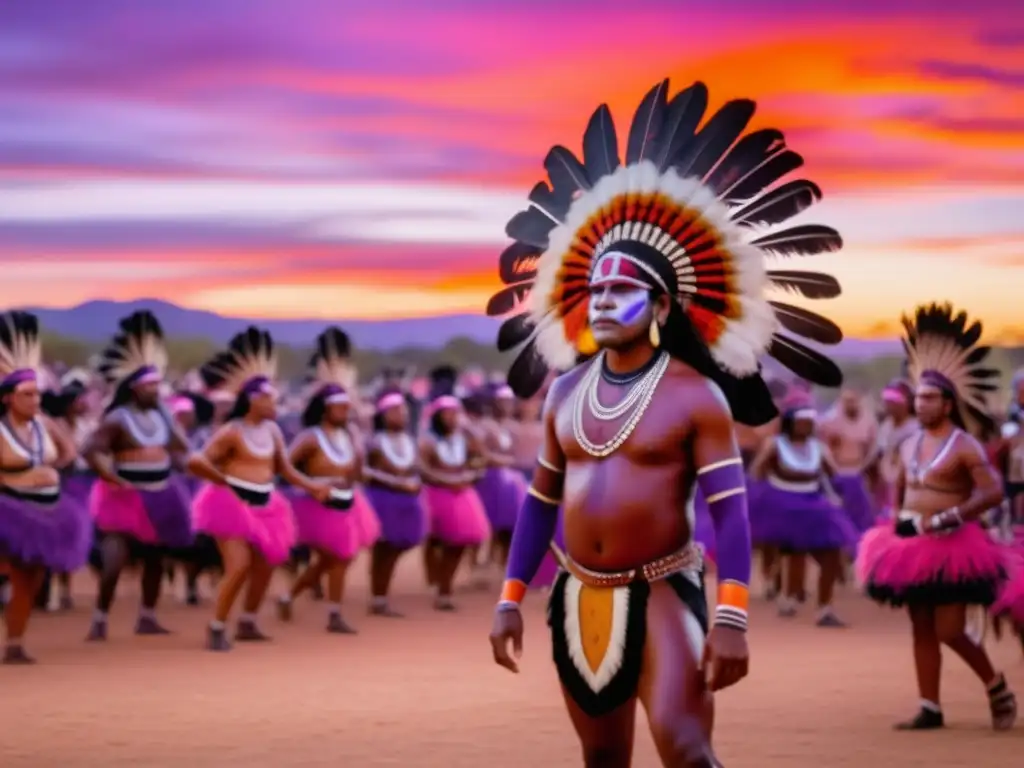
[{"left": 21, "top": 298, "right": 903, "bottom": 358}]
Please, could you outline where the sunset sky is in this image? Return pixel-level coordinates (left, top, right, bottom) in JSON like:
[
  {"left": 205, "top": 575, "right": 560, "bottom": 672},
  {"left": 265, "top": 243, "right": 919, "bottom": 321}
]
[{"left": 1, "top": 0, "right": 1022, "bottom": 339}]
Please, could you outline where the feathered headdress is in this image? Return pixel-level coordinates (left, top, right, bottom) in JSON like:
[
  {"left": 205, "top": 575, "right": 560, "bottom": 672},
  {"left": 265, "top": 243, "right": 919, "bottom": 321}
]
[
  {"left": 0, "top": 311, "right": 42, "bottom": 390},
  {"left": 901, "top": 303, "right": 999, "bottom": 435},
  {"left": 96, "top": 311, "right": 168, "bottom": 388},
  {"left": 200, "top": 326, "right": 277, "bottom": 401},
  {"left": 426, "top": 364, "right": 461, "bottom": 414},
  {"left": 308, "top": 327, "right": 357, "bottom": 394},
  {"left": 487, "top": 78, "right": 844, "bottom": 423}
]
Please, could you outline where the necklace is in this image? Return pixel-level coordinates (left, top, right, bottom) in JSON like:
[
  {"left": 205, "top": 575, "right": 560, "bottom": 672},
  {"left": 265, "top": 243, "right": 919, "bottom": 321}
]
[
  {"left": 118, "top": 406, "right": 169, "bottom": 448},
  {"left": 1, "top": 417, "right": 44, "bottom": 466},
  {"left": 239, "top": 421, "right": 274, "bottom": 458},
  {"left": 572, "top": 351, "right": 669, "bottom": 458},
  {"left": 588, "top": 350, "right": 668, "bottom": 421},
  {"left": 436, "top": 432, "right": 467, "bottom": 468},
  {"left": 909, "top": 428, "right": 960, "bottom": 483},
  {"left": 380, "top": 431, "right": 415, "bottom": 469},
  {"left": 777, "top": 436, "right": 820, "bottom": 473},
  {"left": 315, "top": 426, "right": 354, "bottom": 467}
]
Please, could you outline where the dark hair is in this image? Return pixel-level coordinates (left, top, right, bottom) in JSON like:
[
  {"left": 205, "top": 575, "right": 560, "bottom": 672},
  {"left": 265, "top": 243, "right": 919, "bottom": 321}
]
[
  {"left": 301, "top": 392, "right": 326, "bottom": 428},
  {"left": 226, "top": 391, "right": 251, "bottom": 421},
  {"left": 104, "top": 378, "right": 137, "bottom": 415},
  {"left": 429, "top": 408, "right": 449, "bottom": 436}
]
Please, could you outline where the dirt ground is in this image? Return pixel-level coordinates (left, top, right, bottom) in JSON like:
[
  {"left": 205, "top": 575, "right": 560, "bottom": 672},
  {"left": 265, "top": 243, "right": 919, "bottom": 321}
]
[{"left": 1, "top": 556, "right": 1022, "bottom": 767}]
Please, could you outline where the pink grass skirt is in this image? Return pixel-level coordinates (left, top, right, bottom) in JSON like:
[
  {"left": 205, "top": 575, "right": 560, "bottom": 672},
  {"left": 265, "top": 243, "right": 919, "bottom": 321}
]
[
  {"left": 856, "top": 520, "right": 1015, "bottom": 607},
  {"left": 291, "top": 488, "right": 380, "bottom": 561},
  {"left": 191, "top": 483, "right": 296, "bottom": 566},
  {"left": 89, "top": 476, "right": 193, "bottom": 548},
  {"left": 423, "top": 484, "right": 490, "bottom": 546}
]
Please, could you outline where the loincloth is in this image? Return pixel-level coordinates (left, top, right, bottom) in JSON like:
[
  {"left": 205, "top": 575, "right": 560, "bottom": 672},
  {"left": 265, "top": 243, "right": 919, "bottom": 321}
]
[{"left": 546, "top": 544, "right": 708, "bottom": 718}]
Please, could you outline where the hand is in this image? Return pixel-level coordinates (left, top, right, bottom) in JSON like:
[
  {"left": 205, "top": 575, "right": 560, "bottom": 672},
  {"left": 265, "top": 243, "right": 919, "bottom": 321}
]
[
  {"left": 489, "top": 604, "right": 524, "bottom": 673},
  {"left": 403, "top": 477, "right": 422, "bottom": 494},
  {"left": 702, "top": 624, "right": 749, "bottom": 692},
  {"left": 310, "top": 482, "right": 333, "bottom": 504},
  {"left": 894, "top": 516, "right": 922, "bottom": 538}
]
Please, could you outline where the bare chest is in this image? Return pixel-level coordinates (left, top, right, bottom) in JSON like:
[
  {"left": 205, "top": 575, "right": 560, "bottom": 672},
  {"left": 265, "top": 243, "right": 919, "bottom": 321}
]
[{"left": 900, "top": 431, "right": 965, "bottom": 490}]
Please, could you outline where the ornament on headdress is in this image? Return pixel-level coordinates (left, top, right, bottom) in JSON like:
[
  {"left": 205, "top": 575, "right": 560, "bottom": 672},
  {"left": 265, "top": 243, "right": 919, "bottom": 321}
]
[
  {"left": 901, "top": 302, "right": 999, "bottom": 435},
  {"left": 0, "top": 311, "right": 42, "bottom": 391},
  {"left": 200, "top": 327, "right": 277, "bottom": 399},
  {"left": 95, "top": 311, "right": 167, "bottom": 390},
  {"left": 487, "top": 78, "right": 844, "bottom": 414}
]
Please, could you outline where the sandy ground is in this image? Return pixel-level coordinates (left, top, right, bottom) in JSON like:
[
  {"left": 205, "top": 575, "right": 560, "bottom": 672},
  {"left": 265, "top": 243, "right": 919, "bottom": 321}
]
[{"left": 1, "top": 556, "right": 1022, "bottom": 767}]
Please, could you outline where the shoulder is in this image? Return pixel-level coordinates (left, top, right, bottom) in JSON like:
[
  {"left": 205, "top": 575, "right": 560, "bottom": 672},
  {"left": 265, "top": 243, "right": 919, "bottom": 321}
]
[
  {"left": 663, "top": 359, "right": 731, "bottom": 417},
  {"left": 547, "top": 365, "right": 588, "bottom": 409},
  {"left": 955, "top": 430, "right": 988, "bottom": 464}
]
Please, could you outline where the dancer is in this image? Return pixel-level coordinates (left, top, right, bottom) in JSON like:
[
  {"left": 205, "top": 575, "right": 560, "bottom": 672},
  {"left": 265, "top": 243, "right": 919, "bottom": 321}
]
[
  {"left": 749, "top": 401, "right": 854, "bottom": 626},
  {"left": 874, "top": 380, "right": 918, "bottom": 520},
  {"left": 364, "top": 387, "right": 426, "bottom": 617},
  {"left": 0, "top": 311, "right": 91, "bottom": 663},
  {"left": 187, "top": 327, "right": 329, "bottom": 651},
  {"left": 83, "top": 311, "right": 195, "bottom": 640},
  {"left": 278, "top": 327, "right": 379, "bottom": 634},
  {"left": 476, "top": 384, "right": 528, "bottom": 568},
  {"left": 420, "top": 373, "right": 490, "bottom": 611},
  {"left": 487, "top": 77, "right": 845, "bottom": 766},
  {"left": 820, "top": 389, "right": 878, "bottom": 533},
  {"left": 856, "top": 303, "right": 1016, "bottom": 731}
]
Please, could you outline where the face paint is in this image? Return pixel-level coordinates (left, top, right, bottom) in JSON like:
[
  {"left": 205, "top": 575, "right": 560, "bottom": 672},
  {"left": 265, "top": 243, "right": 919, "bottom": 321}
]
[{"left": 588, "top": 285, "right": 651, "bottom": 328}]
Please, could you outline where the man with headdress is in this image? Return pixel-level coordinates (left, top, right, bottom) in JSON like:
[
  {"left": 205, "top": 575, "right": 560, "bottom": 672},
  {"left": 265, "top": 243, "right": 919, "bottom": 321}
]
[
  {"left": 82, "top": 311, "right": 196, "bottom": 640},
  {"left": 187, "top": 327, "right": 330, "bottom": 651},
  {"left": 856, "top": 303, "right": 1016, "bottom": 731},
  {"left": 278, "top": 327, "right": 379, "bottom": 634},
  {"left": 485, "top": 78, "right": 846, "bottom": 764}
]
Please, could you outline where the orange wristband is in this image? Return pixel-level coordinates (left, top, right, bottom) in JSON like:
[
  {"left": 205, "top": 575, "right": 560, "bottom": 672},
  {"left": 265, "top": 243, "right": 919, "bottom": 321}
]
[
  {"left": 717, "top": 581, "right": 750, "bottom": 612},
  {"left": 500, "top": 578, "right": 527, "bottom": 605}
]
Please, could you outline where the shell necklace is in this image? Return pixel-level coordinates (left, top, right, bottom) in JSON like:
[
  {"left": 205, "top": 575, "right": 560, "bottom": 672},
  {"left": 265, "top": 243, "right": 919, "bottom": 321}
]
[
  {"left": 908, "top": 428, "right": 960, "bottom": 485},
  {"left": 776, "top": 436, "right": 821, "bottom": 473},
  {"left": 380, "top": 431, "right": 415, "bottom": 469},
  {"left": 573, "top": 351, "right": 669, "bottom": 458},
  {"left": 315, "top": 426, "right": 354, "bottom": 467},
  {"left": 436, "top": 431, "right": 467, "bottom": 468},
  {"left": 240, "top": 421, "right": 275, "bottom": 458},
  {"left": 120, "top": 406, "right": 169, "bottom": 448}
]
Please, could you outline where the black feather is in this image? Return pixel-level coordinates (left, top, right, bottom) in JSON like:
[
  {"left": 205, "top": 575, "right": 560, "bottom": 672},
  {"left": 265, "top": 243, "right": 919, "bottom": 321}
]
[
  {"left": 962, "top": 320, "right": 982, "bottom": 349},
  {"left": 506, "top": 341, "right": 549, "bottom": 399},
  {"left": 497, "top": 314, "right": 535, "bottom": 352},
  {"left": 498, "top": 241, "right": 540, "bottom": 285},
  {"left": 732, "top": 180, "right": 822, "bottom": 227},
  {"left": 720, "top": 148, "right": 805, "bottom": 203},
  {"left": 768, "top": 334, "right": 844, "bottom": 387},
  {"left": 309, "top": 327, "right": 351, "bottom": 369},
  {"left": 750, "top": 225, "right": 843, "bottom": 258},
  {"left": 704, "top": 129, "right": 784, "bottom": 198},
  {"left": 965, "top": 347, "right": 990, "bottom": 366},
  {"left": 582, "top": 104, "right": 620, "bottom": 181},
  {"left": 544, "top": 146, "right": 591, "bottom": 203},
  {"left": 767, "top": 270, "right": 841, "bottom": 300},
  {"left": 505, "top": 207, "right": 557, "bottom": 250},
  {"left": 625, "top": 79, "right": 668, "bottom": 165},
  {"left": 770, "top": 301, "right": 843, "bottom": 345},
  {"left": 526, "top": 181, "right": 565, "bottom": 222},
  {"left": 486, "top": 282, "right": 532, "bottom": 317},
  {"left": 650, "top": 81, "right": 708, "bottom": 172},
  {"left": 672, "top": 99, "right": 756, "bottom": 181}
]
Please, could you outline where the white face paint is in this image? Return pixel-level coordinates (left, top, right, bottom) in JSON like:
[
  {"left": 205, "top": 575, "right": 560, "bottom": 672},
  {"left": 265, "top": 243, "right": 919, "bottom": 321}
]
[{"left": 588, "top": 284, "right": 652, "bottom": 330}]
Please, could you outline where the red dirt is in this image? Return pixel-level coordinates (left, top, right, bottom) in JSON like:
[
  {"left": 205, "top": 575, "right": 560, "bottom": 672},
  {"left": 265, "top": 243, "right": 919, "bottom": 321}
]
[{"left": 1, "top": 558, "right": 1022, "bottom": 767}]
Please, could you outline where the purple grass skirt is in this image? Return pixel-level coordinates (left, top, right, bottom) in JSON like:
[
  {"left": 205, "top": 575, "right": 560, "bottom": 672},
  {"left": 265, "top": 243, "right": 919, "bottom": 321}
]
[
  {"left": 748, "top": 479, "right": 858, "bottom": 553},
  {"left": 857, "top": 521, "right": 1017, "bottom": 607},
  {"left": 364, "top": 484, "right": 427, "bottom": 550},
  {"left": 286, "top": 487, "right": 380, "bottom": 561},
  {"left": 90, "top": 476, "right": 194, "bottom": 548},
  {"left": 423, "top": 484, "right": 491, "bottom": 547},
  {"left": 0, "top": 488, "right": 93, "bottom": 572},
  {"left": 832, "top": 473, "right": 876, "bottom": 532},
  {"left": 476, "top": 466, "right": 526, "bottom": 533},
  {"left": 191, "top": 483, "right": 297, "bottom": 566},
  {"left": 63, "top": 473, "right": 95, "bottom": 506}
]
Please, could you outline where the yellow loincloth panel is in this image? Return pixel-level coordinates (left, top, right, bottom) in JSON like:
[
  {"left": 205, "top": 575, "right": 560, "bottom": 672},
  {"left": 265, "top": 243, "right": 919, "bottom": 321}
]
[{"left": 562, "top": 575, "right": 631, "bottom": 694}]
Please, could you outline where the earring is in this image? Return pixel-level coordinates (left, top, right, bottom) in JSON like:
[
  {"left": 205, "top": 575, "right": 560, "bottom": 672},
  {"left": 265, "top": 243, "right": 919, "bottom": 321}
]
[{"left": 649, "top": 318, "right": 661, "bottom": 347}]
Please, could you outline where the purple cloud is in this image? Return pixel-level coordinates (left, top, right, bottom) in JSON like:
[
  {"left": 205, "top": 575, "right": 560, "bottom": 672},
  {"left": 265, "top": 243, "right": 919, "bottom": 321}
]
[{"left": 917, "top": 60, "right": 1024, "bottom": 88}]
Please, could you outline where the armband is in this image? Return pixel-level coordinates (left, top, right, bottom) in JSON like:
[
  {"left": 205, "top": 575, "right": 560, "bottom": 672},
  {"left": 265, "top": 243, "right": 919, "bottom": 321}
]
[
  {"left": 499, "top": 579, "right": 527, "bottom": 608},
  {"left": 714, "top": 580, "right": 750, "bottom": 632},
  {"left": 696, "top": 458, "right": 752, "bottom": 588},
  {"left": 500, "top": 489, "right": 560, "bottom": 603}
]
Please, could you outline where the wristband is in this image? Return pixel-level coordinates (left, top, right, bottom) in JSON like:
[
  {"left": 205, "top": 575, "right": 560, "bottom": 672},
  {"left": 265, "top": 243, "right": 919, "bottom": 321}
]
[
  {"left": 714, "top": 580, "right": 749, "bottom": 632},
  {"left": 929, "top": 507, "right": 963, "bottom": 532},
  {"left": 496, "top": 600, "right": 521, "bottom": 613},
  {"left": 499, "top": 578, "right": 527, "bottom": 606}
]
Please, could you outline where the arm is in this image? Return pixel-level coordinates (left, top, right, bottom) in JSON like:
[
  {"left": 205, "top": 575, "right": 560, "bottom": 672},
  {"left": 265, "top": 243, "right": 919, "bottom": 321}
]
[
  {"left": 498, "top": 378, "right": 568, "bottom": 610},
  {"left": 82, "top": 418, "right": 126, "bottom": 485},
  {"left": 161, "top": 406, "right": 192, "bottom": 462},
  {"left": 287, "top": 431, "right": 316, "bottom": 474},
  {"left": 747, "top": 438, "right": 776, "bottom": 482},
  {"left": 692, "top": 383, "right": 751, "bottom": 634},
  {"left": 929, "top": 436, "right": 1005, "bottom": 530},
  {"left": 419, "top": 437, "right": 472, "bottom": 488},
  {"left": 271, "top": 425, "right": 326, "bottom": 495},
  {"left": 185, "top": 425, "right": 234, "bottom": 485},
  {"left": 42, "top": 415, "right": 77, "bottom": 470}
]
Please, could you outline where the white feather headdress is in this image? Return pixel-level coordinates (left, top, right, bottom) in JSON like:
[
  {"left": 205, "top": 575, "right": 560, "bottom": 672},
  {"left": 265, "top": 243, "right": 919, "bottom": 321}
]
[
  {"left": 96, "top": 311, "right": 168, "bottom": 385},
  {"left": 200, "top": 327, "right": 277, "bottom": 396},
  {"left": 0, "top": 311, "right": 42, "bottom": 382}
]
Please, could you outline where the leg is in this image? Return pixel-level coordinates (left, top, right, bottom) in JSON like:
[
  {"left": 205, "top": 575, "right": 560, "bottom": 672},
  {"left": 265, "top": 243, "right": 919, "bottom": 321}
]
[
  {"left": 369, "top": 541, "right": 403, "bottom": 617},
  {"left": 323, "top": 552, "right": 357, "bottom": 634},
  {"left": 208, "top": 538, "right": 252, "bottom": 651},
  {"left": 236, "top": 546, "right": 273, "bottom": 641},
  {"left": 433, "top": 544, "right": 465, "bottom": 610},
  {"left": 563, "top": 688, "right": 637, "bottom": 768},
  {"left": 934, "top": 603, "right": 1017, "bottom": 730},
  {"left": 184, "top": 562, "right": 202, "bottom": 605},
  {"left": 895, "top": 604, "right": 943, "bottom": 729},
  {"left": 638, "top": 580, "right": 717, "bottom": 767},
  {"left": 34, "top": 569, "right": 52, "bottom": 611},
  {"left": 777, "top": 553, "right": 804, "bottom": 617},
  {"left": 3, "top": 562, "right": 47, "bottom": 664},
  {"left": 494, "top": 530, "right": 512, "bottom": 568},
  {"left": 279, "top": 556, "right": 329, "bottom": 619},
  {"left": 136, "top": 548, "right": 171, "bottom": 635},
  {"left": 88, "top": 534, "right": 129, "bottom": 641},
  {"left": 760, "top": 546, "right": 780, "bottom": 600},
  {"left": 810, "top": 549, "right": 846, "bottom": 627},
  {"left": 423, "top": 537, "right": 441, "bottom": 586},
  {"left": 58, "top": 572, "right": 73, "bottom": 610}
]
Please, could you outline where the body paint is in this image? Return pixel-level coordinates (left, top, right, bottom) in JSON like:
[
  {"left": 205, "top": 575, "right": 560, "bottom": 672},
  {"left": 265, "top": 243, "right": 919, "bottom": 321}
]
[{"left": 588, "top": 286, "right": 651, "bottom": 328}]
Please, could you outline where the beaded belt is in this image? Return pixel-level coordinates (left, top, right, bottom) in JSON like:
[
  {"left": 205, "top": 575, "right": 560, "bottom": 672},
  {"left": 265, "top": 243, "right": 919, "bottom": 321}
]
[{"left": 552, "top": 543, "right": 702, "bottom": 589}]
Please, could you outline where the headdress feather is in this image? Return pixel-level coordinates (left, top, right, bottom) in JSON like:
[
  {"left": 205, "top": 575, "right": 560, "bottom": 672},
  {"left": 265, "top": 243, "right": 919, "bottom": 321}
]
[
  {"left": 200, "top": 326, "right": 277, "bottom": 395},
  {"left": 307, "top": 327, "right": 357, "bottom": 391},
  {"left": 0, "top": 311, "right": 42, "bottom": 379},
  {"left": 901, "top": 302, "right": 999, "bottom": 435},
  {"left": 96, "top": 311, "right": 168, "bottom": 385},
  {"left": 487, "top": 78, "right": 844, "bottom": 413}
]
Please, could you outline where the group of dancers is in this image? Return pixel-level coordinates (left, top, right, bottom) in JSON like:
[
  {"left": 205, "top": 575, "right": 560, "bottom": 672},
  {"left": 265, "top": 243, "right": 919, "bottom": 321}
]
[{"left": 0, "top": 310, "right": 538, "bottom": 660}]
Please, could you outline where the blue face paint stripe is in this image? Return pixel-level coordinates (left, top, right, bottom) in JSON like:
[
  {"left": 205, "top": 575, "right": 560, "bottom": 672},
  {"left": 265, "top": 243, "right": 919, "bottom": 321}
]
[{"left": 619, "top": 296, "right": 648, "bottom": 324}]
